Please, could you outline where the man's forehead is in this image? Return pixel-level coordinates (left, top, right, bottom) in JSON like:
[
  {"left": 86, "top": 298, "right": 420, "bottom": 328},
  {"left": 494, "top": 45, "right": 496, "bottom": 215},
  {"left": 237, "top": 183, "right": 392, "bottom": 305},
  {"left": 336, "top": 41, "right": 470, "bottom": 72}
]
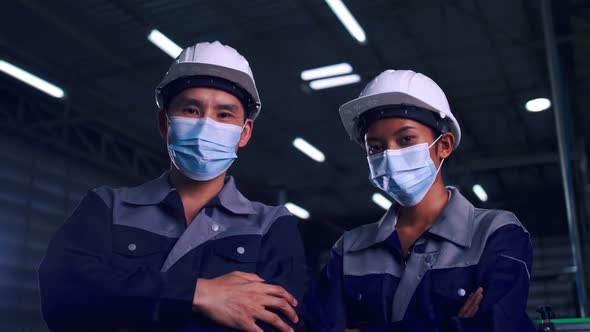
[{"left": 174, "top": 87, "right": 241, "bottom": 103}]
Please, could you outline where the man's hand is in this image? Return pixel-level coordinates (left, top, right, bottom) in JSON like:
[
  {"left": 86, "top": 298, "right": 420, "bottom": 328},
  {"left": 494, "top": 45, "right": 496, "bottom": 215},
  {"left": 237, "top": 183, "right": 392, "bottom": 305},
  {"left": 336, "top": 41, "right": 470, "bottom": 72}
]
[
  {"left": 192, "top": 271, "right": 299, "bottom": 332},
  {"left": 457, "top": 287, "right": 484, "bottom": 318}
]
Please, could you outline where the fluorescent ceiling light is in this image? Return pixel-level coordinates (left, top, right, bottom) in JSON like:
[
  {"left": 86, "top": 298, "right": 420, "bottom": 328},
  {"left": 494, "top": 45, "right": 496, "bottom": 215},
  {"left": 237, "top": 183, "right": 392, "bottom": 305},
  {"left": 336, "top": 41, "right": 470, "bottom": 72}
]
[
  {"left": 309, "top": 74, "right": 361, "bottom": 90},
  {"left": 292, "top": 137, "right": 326, "bottom": 162},
  {"left": 372, "top": 193, "right": 392, "bottom": 210},
  {"left": 525, "top": 98, "right": 551, "bottom": 112},
  {"left": 301, "top": 63, "right": 353, "bottom": 81},
  {"left": 285, "top": 202, "right": 310, "bottom": 219},
  {"left": 325, "top": 0, "right": 367, "bottom": 44},
  {"left": 148, "top": 29, "right": 182, "bottom": 58},
  {"left": 472, "top": 184, "right": 488, "bottom": 202},
  {"left": 0, "top": 60, "right": 64, "bottom": 98}
]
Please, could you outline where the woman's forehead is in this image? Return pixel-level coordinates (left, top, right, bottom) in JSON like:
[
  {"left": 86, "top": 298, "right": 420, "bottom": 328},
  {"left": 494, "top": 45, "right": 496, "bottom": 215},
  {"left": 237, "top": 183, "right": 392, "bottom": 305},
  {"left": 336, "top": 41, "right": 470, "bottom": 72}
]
[{"left": 367, "top": 117, "right": 431, "bottom": 135}]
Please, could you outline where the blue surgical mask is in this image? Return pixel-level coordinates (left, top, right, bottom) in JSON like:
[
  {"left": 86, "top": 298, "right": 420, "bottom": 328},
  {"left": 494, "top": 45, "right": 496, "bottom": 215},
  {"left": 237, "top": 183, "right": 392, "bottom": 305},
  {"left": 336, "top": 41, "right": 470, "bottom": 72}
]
[
  {"left": 368, "top": 136, "right": 444, "bottom": 207},
  {"left": 167, "top": 116, "right": 244, "bottom": 181}
]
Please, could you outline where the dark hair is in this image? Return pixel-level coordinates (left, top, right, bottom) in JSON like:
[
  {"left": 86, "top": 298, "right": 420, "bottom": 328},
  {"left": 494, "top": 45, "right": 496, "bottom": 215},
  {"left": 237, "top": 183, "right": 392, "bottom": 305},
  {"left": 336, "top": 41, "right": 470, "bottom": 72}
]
[
  {"left": 357, "top": 104, "right": 449, "bottom": 143},
  {"left": 161, "top": 75, "right": 254, "bottom": 119}
]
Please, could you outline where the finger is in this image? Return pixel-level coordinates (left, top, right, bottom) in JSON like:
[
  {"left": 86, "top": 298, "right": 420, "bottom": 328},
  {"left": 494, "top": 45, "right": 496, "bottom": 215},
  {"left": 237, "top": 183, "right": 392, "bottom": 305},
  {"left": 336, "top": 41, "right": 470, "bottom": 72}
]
[
  {"left": 259, "top": 284, "right": 298, "bottom": 307},
  {"left": 458, "top": 292, "right": 476, "bottom": 317},
  {"left": 232, "top": 271, "right": 265, "bottom": 282},
  {"left": 254, "top": 309, "right": 293, "bottom": 332},
  {"left": 241, "top": 321, "right": 264, "bottom": 332},
  {"left": 466, "top": 289, "right": 484, "bottom": 317},
  {"left": 262, "top": 296, "right": 299, "bottom": 323},
  {"left": 460, "top": 289, "right": 484, "bottom": 318},
  {"left": 474, "top": 288, "right": 484, "bottom": 304},
  {"left": 464, "top": 302, "right": 480, "bottom": 318}
]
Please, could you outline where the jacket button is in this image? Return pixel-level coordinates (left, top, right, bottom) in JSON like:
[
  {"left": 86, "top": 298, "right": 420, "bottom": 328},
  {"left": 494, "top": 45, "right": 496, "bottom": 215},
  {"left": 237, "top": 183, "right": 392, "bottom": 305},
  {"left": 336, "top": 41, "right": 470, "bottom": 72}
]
[
  {"left": 457, "top": 288, "right": 466, "bottom": 297},
  {"left": 128, "top": 243, "right": 137, "bottom": 252},
  {"left": 236, "top": 246, "right": 245, "bottom": 254},
  {"left": 211, "top": 224, "right": 220, "bottom": 232}
]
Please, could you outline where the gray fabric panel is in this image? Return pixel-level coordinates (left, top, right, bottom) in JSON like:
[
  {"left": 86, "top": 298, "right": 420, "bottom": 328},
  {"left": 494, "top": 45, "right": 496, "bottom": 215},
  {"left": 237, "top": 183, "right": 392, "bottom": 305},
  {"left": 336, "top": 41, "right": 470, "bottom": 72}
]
[
  {"left": 92, "top": 187, "right": 114, "bottom": 209},
  {"left": 161, "top": 204, "right": 290, "bottom": 272},
  {"left": 333, "top": 236, "right": 344, "bottom": 256},
  {"left": 344, "top": 207, "right": 398, "bottom": 253},
  {"left": 391, "top": 249, "right": 441, "bottom": 322},
  {"left": 343, "top": 246, "right": 402, "bottom": 277},
  {"left": 432, "top": 209, "right": 524, "bottom": 270},
  {"left": 95, "top": 186, "right": 184, "bottom": 239},
  {"left": 115, "top": 203, "right": 184, "bottom": 239}
]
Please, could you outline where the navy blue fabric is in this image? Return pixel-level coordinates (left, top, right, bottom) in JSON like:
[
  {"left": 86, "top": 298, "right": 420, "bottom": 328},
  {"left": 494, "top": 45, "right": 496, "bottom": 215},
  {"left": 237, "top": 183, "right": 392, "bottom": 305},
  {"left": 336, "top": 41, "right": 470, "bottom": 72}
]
[
  {"left": 303, "top": 224, "right": 534, "bottom": 332},
  {"left": 39, "top": 185, "right": 307, "bottom": 331}
]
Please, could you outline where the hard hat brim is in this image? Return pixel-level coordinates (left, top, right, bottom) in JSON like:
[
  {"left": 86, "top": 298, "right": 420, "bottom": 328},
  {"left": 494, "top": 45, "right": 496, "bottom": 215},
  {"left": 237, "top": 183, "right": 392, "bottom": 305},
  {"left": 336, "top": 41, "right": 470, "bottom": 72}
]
[
  {"left": 156, "top": 62, "right": 261, "bottom": 119},
  {"left": 339, "top": 91, "right": 461, "bottom": 147}
]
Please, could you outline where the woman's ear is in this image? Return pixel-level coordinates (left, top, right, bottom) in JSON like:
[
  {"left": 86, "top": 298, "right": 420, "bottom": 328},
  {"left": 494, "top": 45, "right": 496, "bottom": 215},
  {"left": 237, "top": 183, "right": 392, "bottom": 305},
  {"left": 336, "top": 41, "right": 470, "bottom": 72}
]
[
  {"left": 237, "top": 119, "right": 254, "bottom": 149},
  {"left": 158, "top": 110, "right": 168, "bottom": 139},
  {"left": 438, "top": 132, "right": 455, "bottom": 159}
]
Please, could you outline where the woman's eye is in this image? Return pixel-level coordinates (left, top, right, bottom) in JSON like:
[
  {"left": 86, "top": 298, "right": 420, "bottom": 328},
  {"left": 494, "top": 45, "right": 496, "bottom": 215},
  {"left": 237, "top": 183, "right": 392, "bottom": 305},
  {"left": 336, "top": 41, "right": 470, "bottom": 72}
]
[
  {"left": 400, "top": 136, "right": 415, "bottom": 145},
  {"left": 183, "top": 108, "right": 199, "bottom": 115}
]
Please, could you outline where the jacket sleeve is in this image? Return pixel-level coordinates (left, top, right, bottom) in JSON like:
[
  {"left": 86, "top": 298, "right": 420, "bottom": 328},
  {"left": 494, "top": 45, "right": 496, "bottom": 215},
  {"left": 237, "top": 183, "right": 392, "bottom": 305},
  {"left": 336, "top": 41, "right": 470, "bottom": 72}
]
[
  {"left": 254, "top": 214, "right": 309, "bottom": 331},
  {"left": 448, "top": 222, "right": 536, "bottom": 332},
  {"left": 302, "top": 238, "right": 348, "bottom": 332},
  {"left": 38, "top": 190, "right": 195, "bottom": 331}
]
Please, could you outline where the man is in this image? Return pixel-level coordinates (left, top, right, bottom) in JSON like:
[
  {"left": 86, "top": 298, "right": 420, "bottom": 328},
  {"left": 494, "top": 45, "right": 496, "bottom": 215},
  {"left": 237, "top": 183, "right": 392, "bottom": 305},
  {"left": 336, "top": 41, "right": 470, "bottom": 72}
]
[
  {"left": 39, "top": 41, "right": 306, "bottom": 332},
  {"left": 303, "top": 70, "right": 534, "bottom": 331}
]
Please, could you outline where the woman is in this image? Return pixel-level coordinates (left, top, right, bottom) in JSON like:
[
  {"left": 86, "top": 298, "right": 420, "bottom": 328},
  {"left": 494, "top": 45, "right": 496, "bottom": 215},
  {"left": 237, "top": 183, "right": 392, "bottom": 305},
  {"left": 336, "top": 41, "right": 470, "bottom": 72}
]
[{"left": 303, "top": 70, "right": 534, "bottom": 331}]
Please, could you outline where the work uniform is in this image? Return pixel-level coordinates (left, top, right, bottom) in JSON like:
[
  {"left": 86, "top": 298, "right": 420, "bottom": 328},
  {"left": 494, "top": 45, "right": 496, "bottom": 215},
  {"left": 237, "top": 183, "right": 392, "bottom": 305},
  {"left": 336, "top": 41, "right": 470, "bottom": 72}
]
[
  {"left": 303, "top": 188, "right": 534, "bottom": 332},
  {"left": 39, "top": 171, "right": 307, "bottom": 331}
]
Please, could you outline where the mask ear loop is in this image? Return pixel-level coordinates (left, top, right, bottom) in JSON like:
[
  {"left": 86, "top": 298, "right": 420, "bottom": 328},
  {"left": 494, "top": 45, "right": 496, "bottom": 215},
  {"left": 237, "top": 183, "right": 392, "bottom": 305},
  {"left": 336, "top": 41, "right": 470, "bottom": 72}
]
[
  {"left": 428, "top": 134, "right": 444, "bottom": 149},
  {"left": 164, "top": 113, "right": 181, "bottom": 171},
  {"left": 429, "top": 134, "right": 445, "bottom": 173}
]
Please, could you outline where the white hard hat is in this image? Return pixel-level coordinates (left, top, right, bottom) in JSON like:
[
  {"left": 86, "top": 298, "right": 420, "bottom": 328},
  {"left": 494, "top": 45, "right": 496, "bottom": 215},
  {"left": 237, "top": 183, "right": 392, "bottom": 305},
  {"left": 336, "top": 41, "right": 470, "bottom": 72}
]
[
  {"left": 155, "top": 41, "right": 262, "bottom": 120},
  {"left": 339, "top": 69, "right": 461, "bottom": 148}
]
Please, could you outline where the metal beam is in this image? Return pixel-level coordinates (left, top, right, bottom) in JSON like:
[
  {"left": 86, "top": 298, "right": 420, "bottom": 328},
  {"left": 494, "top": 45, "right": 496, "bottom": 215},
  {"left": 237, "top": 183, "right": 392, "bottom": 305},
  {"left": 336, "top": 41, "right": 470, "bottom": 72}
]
[
  {"left": 445, "top": 152, "right": 580, "bottom": 175},
  {"left": 470, "top": 0, "right": 534, "bottom": 146},
  {"left": 1, "top": 92, "right": 166, "bottom": 184},
  {"left": 16, "top": 0, "right": 131, "bottom": 69},
  {"left": 541, "top": 0, "right": 588, "bottom": 317}
]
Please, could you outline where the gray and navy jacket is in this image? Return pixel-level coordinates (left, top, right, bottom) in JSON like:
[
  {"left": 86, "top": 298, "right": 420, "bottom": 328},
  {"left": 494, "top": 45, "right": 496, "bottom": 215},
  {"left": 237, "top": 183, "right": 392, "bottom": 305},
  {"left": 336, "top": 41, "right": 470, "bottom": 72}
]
[
  {"left": 303, "top": 188, "right": 534, "bottom": 332},
  {"left": 38, "top": 171, "right": 307, "bottom": 331}
]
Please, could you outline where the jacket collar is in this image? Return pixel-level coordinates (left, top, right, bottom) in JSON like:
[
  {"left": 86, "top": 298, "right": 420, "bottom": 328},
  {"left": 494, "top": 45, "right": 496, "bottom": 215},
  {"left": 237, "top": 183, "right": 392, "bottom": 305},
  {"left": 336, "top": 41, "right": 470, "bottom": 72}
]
[
  {"left": 121, "top": 171, "right": 256, "bottom": 215},
  {"left": 347, "top": 187, "right": 474, "bottom": 252}
]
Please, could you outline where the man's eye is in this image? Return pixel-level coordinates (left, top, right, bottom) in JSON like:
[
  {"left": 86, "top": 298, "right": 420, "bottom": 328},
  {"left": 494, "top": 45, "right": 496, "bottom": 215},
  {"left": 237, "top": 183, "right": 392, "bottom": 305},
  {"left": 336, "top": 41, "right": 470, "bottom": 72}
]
[
  {"left": 368, "top": 145, "right": 383, "bottom": 154},
  {"left": 218, "top": 112, "right": 234, "bottom": 118}
]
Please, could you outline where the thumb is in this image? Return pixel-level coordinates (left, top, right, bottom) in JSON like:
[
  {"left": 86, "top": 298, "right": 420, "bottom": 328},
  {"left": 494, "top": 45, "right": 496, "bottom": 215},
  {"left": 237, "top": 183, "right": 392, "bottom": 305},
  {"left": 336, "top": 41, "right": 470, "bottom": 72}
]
[{"left": 232, "top": 271, "right": 265, "bottom": 282}]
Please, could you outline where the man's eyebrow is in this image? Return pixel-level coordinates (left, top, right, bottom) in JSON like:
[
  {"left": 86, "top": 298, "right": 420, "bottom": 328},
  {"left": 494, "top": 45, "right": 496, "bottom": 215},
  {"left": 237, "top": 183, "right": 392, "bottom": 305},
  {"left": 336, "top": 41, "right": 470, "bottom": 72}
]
[
  {"left": 174, "top": 97, "right": 204, "bottom": 108},
  {"left": 215, "top": 104, "right": 239, "bottom": 112}
]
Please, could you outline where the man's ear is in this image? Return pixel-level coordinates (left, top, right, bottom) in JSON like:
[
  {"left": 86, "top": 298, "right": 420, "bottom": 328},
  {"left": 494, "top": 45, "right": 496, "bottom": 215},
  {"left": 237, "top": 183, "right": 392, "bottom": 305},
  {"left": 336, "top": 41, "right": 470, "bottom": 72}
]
[
  {"left": 237, "top": 119, "right": 254, "bottom": 149},
  {"left": 158, "top": 110, "right": 168, "bottom": 139},
  {"left": 438, "top": 132, "right": 455, "bottom": 159}
]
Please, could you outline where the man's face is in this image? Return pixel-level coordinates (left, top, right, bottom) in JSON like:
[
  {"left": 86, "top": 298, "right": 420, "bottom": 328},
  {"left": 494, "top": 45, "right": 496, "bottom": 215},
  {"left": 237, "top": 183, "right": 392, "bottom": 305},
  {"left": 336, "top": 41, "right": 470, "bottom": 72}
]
[
  {"left": 364, "top": 117, "right": 453, "bottom": 165},
  {"left": 167, "top": 87, "right": 247, "bottom": 125},
  {"left": 158, "top": 87, "right": 254, "bottom": 149}
]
